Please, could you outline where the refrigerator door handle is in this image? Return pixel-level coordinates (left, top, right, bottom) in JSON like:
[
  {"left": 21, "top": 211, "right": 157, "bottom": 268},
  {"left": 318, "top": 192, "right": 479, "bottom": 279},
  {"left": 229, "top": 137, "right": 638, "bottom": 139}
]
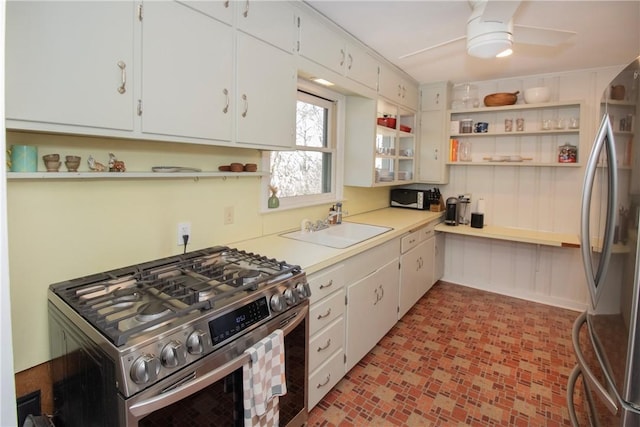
[
  {"left": 580, "top": 114, "right": 618, "bottom": 307},
  {"left": 572, "top": 311, "right": 619, "bottom": 415}
]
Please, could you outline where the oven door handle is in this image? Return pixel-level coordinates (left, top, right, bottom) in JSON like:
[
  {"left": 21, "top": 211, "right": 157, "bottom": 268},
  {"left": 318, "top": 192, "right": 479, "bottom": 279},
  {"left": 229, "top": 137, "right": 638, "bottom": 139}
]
[
  {"left": 128, "top": 304, "right": 307, "bottom": 420},
  {"left": 128, "top": 352, "right": 250, "bottom": 418}
]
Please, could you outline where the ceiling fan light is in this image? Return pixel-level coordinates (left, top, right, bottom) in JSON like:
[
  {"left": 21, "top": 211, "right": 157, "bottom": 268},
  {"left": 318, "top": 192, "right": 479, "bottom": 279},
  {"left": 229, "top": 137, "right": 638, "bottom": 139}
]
[
  {"left": 467, "top": 32, "right": 513, "bottom": 58},
  {"left": 496, "top": 47, "right": 513, "bottom": 58}
]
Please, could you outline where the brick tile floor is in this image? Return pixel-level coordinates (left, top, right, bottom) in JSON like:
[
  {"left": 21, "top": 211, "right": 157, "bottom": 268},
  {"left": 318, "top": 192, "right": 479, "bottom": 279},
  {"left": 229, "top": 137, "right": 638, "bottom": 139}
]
[{"left": 307, "top": 281, "right": 589, "bottom": 426}]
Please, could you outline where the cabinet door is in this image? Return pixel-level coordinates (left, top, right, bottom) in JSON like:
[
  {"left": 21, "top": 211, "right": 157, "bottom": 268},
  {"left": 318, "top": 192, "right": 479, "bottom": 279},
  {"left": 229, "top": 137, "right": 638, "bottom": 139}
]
[
  {"left": 141, "top": 2, "right": 233, "bottom": 142},
  {"left": 421, "top": 82, "right": 449, "bottom": 111},
  {"left": 420, "top": 236, "right": 436, "bottom": 295},
  {"left": 345, "top": 42, "right": 379, "bottom": 90},
  {"left": 179, "top": 0, "right": 233, "bottom": 24},
  {"left": 434, "top": 232, "right": 445, "bottom": 283},
  {"left": 399, "top": 243, "right": 421, "bottom": 318},
  {"left": 6, "top": 1, "right": 134, "bottom": 131},
  {"left": 236, "top": 0, "right": 296, "bottom": 52},
  {"left": 419, "top": 110, "right": 449, "bottom": 184},
  {"left": 297, "top": 12, "right": 345, "bottom": 75},
  {"left": 236, "top": 32, "right": 296, "bottom": 148},
  {"left": 345, "top": 259, "right": 399, "bottom": 371}
]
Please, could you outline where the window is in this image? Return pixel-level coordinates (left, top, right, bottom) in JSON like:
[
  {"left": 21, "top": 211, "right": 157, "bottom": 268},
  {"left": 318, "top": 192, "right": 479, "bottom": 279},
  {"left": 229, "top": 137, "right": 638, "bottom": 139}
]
[{"left": 264, "top": 84, "right": 342, "bottom": 210}]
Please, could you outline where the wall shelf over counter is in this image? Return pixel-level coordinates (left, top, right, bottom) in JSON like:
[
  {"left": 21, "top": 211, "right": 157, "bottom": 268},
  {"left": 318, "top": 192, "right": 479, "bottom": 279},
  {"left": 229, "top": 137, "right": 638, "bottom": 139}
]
[
  {"left": 445, "top": 161, "right": 581, "bottom": 167},
  {"left": 435, "top": 223, "right": 580, "bottom": 248},
  {"left": 7, "top": 171, "right": 268, "bottom": 180}
]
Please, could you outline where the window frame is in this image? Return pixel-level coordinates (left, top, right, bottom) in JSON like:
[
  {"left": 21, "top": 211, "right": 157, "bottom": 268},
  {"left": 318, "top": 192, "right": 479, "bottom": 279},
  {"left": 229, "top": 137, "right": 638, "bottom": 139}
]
[{"left": 261, "top": 80, "right": 344, "bottom": 212}]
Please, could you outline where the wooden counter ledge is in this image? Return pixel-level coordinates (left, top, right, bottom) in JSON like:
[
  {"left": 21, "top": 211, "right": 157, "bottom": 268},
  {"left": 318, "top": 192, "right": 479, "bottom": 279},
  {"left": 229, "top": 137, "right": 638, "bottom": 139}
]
[{"left": 435, "top": 223, "right": 580, "bottom": 248}]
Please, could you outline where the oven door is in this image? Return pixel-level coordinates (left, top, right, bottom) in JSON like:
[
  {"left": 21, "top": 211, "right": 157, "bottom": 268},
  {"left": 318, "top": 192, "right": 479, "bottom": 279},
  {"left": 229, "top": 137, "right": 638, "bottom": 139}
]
[{"left": 122, "top": 304, "right": 308, "bottom": 427}]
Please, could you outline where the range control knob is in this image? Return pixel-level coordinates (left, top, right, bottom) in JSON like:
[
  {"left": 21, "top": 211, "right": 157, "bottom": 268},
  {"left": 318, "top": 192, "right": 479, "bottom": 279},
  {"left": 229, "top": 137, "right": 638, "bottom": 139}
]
[
  {"left": 295, "top": 282, "right": 311, "bottom": 299},
  {"left": 283, "top": 288, "right": 298, "bottom": 306},
  {"left": 130, "top": 354, "right": 160, "bottom": 385},
  {"left": 161, "top": 340, "right": 187, "bottom": 368},
  {"left": 270, "top": 293, "right": 285, "bottom": 312},
  {"left": 186, "top": 329, "right": 210, "bottom": 355}
]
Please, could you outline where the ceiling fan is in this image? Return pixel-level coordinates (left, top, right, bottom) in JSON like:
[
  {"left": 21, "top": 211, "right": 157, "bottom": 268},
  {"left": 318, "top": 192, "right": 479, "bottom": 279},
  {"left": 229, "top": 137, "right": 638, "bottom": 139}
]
[{"left": 399, "top": 0, "right": 576, "bottom": 59}]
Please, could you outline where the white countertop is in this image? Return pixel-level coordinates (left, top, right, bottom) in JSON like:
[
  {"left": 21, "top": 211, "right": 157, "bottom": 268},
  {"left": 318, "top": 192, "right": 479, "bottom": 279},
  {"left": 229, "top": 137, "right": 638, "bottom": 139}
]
[{"left": 230, "top": 208, "right": 443, "bottom": 275}]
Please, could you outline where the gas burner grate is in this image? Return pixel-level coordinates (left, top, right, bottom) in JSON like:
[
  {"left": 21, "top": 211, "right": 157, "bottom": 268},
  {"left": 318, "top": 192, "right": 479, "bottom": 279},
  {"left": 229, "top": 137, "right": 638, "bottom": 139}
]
[{"left": 50, "top": 246, "right": 303, "bottom": 347}]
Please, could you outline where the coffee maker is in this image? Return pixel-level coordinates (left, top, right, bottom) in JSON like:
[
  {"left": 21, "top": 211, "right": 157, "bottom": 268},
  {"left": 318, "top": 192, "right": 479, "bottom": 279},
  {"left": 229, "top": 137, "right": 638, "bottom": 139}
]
[{"left": 445, "top": 197, "right": 458, "bottom": 225}]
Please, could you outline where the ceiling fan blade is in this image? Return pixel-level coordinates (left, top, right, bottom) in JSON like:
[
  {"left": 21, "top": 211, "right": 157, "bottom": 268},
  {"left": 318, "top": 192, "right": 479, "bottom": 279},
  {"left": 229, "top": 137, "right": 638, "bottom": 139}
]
[
  {"left": 398, "top": 36, "right": 465, "bottom": 59},
  {"left": 514, "top": 24, "right": 577, "bottom": 46},
  {"left": 479, "top": 0, "right": 521, "bottom": 23}
]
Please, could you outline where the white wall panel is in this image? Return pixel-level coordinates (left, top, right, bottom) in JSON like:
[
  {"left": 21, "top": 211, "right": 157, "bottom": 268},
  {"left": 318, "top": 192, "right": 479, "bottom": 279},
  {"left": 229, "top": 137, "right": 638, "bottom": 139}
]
[{"left": 437, "top": 68, "right": 621, "bottom": 311}]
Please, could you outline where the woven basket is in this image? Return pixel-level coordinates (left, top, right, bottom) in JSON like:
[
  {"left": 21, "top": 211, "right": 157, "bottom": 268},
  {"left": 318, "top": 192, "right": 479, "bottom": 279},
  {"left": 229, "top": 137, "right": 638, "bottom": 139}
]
[{"left": 483, "top": 91, "right": 519, "bottom": 107}]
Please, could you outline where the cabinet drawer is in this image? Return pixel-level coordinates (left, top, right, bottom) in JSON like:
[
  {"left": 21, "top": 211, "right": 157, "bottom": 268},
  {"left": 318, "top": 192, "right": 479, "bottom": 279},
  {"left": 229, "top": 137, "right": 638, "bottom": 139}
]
[
  {"left": 308, "top": 350, "right": 345, "bottom": 409},
  {"left": 419, "top": 224, "right": 435, "bottom": 241},
  {"left": 344, "top": 238, "right": 400, "bottom": 283},
  {"left": 307, "top": 264, "right": 345, "bottom": 304},
  {"left": 309, "top": 317, "right": 344, "bottom": 373},
  {"left": 401, "top": 230, "right": 420, "bottom": 253},
  {"left": 309, "top": 290, "right": 344, "bottom": 336}
]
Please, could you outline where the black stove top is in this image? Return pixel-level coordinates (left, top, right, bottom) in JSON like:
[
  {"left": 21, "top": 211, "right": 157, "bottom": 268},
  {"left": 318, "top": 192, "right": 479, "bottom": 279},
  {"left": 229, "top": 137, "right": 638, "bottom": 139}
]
[{"left": 50, "top": 246, "right": 302, "bottom": 346}]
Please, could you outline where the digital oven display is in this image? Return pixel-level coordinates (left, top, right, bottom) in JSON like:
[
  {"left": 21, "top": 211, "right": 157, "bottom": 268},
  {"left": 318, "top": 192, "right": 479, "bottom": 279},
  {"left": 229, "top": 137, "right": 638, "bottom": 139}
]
[{"left": 209, "top": 297, "right": 270, "bottom": 345}]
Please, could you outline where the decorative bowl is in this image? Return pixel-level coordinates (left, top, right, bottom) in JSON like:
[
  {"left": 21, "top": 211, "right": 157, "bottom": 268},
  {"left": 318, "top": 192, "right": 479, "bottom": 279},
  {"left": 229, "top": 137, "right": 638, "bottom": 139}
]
[
  {"left": 483, "top": 92, "right": 519, "bottom": 107},
  {"left": 524, "top": 87, "right": 550, "bottom": 104}
]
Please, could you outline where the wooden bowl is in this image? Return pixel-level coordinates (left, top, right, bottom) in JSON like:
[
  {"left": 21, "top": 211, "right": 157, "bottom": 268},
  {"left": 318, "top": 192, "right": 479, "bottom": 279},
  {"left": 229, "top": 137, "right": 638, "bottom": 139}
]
[
  {"left": 230, "top": 163, "right": 244, "bottom": 172},
  {"left": 483, "top": 91, "right": 519, "bottom": 107},
  {"left": 244, "top": 163, "right": 257, "bottom": 172},
  {"left": 218, "top": 165, "right": 231, "bottom": 171}
]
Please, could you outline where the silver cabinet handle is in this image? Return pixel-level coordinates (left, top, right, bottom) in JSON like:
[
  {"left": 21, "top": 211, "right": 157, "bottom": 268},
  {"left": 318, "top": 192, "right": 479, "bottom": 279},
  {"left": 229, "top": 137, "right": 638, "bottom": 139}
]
[
  {"left": 436, "top": 92, "right": 440, "bottom": 105},
  {"left": 373, "top": 285, "right": 384, "bottom": 305},
  {"left": 222, "top": 88, "right": 229, "bottom": 114},
  {"left": 340, "top": 49, "right": 345, "bottom": 66},
  {"left": 317, "top": 308, "right": 331, "bottom": 320},
  {"left": 224, "top": 1, "right": 229, "bottom": 7},
  {"left": 347, "top": 53, "right": 353, "bottom": 70},
  {"left": 117, "top": 61, "right": 127, "bottom": 94},
  {"left": 241, "top": 94, "right": 248, "bottom": 118},
  {"left": 243, "top": 0, "right": 249, "bottom": 17},
  {"left": 317, "top": 374, "right": 331, "bottom": 388},
  {"left": 319, "top": 279, "right": 333, "bottom": 290},
  {"left": 317, "top": 339, "right": 331, "bottom": 352},
  {"left": 398, "top": 84, "right": 402, "bottom": 98}
]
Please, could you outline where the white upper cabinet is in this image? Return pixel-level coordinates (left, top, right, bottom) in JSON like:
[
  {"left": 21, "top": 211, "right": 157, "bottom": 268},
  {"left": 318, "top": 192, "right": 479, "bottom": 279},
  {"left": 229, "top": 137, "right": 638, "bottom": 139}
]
[
  {"left": 235, "top": 32, "right": 296, "bottom": 148},
  {"left": 6, "top": 1, "right": 135, "bottom": 131},
  {"left": 297, "top": 11, "right": 379, "bottom": 90},
  {"left": 141, "top": 2, "right": 233, "bottom": 142},
  {"left": 379, "top": 64, "right": 419, "bottom": 110},
  {"left": 235, "top": 0, "right": 296, "bottom": 52},
  {"left": 177, "top": 0, "right": 233, "bottom": 24}
]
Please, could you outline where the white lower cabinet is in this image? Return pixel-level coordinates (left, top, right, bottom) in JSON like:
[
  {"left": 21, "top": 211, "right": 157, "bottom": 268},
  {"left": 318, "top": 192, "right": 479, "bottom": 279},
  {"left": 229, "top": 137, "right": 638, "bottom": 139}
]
[
  {"left": 434, "top": 231, "right": 445, "bottom": 283},
  {"left": 398, "top": 224, "right": 436, "bottom": 318},
  {"left": 307, "top": 264, "right": 345, "bottom": 409},
  {"left": 345, "top": 240, "right": 400, "bottom": 371}
]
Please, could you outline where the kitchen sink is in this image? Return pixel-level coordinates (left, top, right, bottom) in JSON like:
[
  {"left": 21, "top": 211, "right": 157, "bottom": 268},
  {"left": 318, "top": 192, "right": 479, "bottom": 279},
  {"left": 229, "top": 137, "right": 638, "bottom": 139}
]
[{"left": 281, "top": 222, "right": 392, "bottom": 249}]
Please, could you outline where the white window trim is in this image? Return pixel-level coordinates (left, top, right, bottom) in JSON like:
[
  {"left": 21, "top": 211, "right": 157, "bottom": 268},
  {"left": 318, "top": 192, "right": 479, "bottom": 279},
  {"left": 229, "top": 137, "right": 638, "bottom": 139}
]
[{"left": 260, "top": 79, "right": 344, "bottom": 212}]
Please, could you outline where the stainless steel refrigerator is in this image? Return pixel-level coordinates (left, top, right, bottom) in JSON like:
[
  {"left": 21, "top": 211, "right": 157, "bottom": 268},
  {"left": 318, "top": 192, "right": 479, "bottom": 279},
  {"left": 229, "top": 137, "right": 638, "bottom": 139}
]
[{"left": 568, "top": 57, "right": 640, "bottom": 426}]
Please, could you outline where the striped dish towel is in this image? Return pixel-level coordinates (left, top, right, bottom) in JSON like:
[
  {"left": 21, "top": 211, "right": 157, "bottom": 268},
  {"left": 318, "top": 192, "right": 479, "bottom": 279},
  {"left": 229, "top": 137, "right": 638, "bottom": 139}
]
[{"left": 243, "top": 329, "right": 287, "bottom": 427}]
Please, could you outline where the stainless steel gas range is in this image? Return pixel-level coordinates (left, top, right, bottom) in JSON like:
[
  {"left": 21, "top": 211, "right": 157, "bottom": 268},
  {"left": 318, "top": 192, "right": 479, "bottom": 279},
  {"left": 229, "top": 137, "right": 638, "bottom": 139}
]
[{"left": 48, "top": 246, "right": 310, "bottom": 427}]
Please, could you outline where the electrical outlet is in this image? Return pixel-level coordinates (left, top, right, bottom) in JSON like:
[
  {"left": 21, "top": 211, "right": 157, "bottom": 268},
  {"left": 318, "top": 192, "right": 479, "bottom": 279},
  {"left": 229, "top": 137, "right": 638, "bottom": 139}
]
[
  {"left": 224, "top": 206, "right": 234, "bottom": 225},
  {"left": 177, "top": 222, "right": 191, "bottom": 245}
]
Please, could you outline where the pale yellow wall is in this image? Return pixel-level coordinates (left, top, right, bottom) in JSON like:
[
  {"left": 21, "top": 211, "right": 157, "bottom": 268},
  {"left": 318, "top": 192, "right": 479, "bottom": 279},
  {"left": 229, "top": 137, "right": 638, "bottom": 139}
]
[{"left": 7, "top": 131, "right": 390, "bottom": 372}]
